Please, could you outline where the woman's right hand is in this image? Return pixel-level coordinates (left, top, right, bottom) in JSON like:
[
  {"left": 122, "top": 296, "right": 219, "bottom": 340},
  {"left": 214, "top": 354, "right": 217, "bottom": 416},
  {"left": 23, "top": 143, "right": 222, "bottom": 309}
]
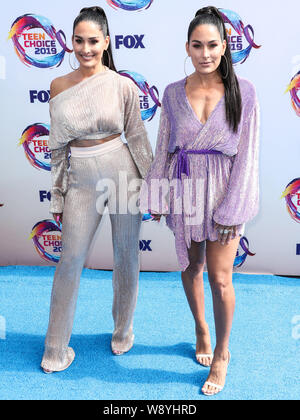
[{"left": 53, "top": 213, "right": 63, "bottom": 224}]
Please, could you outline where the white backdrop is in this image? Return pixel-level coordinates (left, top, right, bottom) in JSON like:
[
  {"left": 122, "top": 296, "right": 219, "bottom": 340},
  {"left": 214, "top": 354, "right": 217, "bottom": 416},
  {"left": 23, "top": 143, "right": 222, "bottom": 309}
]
[{"left": 1, "top": 0, "right": 300, "bottom": 275}]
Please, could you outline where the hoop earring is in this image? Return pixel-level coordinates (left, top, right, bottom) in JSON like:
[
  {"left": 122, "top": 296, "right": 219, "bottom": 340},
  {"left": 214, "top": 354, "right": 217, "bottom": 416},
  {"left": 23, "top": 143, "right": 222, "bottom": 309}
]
[
  {"left": 103, "top": 49, "right": 111, "bottom": 69},
  {"left": 184, "top": 56, "right": 191, "bottom": 77},
  {"left": 221, "top": 55, "right": 229, "bottom": 79},
  {"left": 68, "top": 52, "right": 79, "bottom": 70}
]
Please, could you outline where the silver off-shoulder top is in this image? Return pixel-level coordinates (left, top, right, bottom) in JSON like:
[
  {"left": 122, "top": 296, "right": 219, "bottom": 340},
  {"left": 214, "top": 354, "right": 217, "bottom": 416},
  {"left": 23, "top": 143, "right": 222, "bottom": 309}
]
[{"left": 48, "top": 68, "right": 153, "bottom": 213}]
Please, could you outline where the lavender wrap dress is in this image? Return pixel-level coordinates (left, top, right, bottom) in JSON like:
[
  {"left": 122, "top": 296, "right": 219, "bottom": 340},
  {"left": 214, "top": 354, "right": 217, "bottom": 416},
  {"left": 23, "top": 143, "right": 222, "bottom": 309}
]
[{"left": 140, "top": 76, "right": 260, "bottom": 271}]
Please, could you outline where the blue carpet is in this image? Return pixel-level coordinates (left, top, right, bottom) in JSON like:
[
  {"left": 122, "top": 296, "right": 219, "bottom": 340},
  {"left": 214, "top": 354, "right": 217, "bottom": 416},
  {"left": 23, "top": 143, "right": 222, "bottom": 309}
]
[{"left": 0, "top": 266, "right": 299, "bottom": 400}]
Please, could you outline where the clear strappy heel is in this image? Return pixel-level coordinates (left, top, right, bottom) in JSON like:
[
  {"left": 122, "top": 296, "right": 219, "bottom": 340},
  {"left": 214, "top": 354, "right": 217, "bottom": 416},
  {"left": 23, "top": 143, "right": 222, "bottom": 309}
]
[{"left": 202, "top": 351, "right": 231, "bottom": 396}]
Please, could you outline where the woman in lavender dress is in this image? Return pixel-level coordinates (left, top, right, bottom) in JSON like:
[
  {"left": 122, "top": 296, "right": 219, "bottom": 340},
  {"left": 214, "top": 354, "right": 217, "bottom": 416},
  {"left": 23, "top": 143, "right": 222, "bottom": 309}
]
[{"left": 141, "top": 7, "right": 259, "bottom": 396}]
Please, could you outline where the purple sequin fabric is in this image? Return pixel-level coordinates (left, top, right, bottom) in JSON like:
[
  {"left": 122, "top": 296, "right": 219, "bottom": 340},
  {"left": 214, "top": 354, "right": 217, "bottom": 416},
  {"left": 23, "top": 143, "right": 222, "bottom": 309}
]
[{"left": 140, "top": 76, "right": 260, "bottom": 271}]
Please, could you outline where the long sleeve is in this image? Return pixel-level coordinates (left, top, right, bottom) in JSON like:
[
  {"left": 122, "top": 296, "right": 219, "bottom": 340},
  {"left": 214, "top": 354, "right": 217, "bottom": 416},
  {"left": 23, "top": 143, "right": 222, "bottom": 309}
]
[
  {"left": 139, "top": 89, "right": 171, "bottom": 214},
  {"left": 213, "top": 101, "right": 260, "bottom": 226},
  {"left": 49, "top": 145, "right": 69, "bottom": 214},
  {"left": 123, "top": 81, "right": 153, "bottom": 179}
]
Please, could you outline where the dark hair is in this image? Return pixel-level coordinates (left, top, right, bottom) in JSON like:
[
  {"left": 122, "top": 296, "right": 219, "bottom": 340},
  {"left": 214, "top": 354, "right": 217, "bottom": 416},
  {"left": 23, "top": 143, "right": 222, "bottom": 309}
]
[
  {"left": 188, "top": 6, "right": 241, "bottom": 132},
  {"left": 73, "top": 6, "right": 117, "bottom": 71}
]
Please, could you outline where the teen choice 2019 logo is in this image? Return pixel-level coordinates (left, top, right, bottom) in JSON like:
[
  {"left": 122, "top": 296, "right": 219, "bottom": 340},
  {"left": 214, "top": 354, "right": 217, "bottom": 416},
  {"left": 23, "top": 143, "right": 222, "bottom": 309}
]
[
  {"left": 234, "top": 237, "right": 255, "bottom": 267},
  {"left": 282, "top": 178, "right": 300, "bottom": 223},
  {"left": 119, "top": 71, "right": 161, "bottom": 121},
  {"left": 8, "top": 14, "right": 72, "bottom": 68},
  {"left": 219, "top": 9, "right": 261, "bottom": 64},
  {"left": 106, "top": 0, "right": 154, "bottom": 11},
  {"left": 18, "top": 123, "right": 51, "bottom": 171},
  {"left": 285, "top": 71, "right": 300, "bottom": 117},
  {"left": 30, "top": 220, "right": 62, "bottom": 263}
]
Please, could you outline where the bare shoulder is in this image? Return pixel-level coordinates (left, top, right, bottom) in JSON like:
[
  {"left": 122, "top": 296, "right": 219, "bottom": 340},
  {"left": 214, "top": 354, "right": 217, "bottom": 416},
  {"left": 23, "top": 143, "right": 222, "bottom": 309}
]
[{"left": 50, "top": 72, "right": 76, "bottom": 100}]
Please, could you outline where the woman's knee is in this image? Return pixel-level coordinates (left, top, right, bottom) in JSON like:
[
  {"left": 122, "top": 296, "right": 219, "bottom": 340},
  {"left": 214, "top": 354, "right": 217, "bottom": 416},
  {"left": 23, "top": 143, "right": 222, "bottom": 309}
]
[
  {"left": 58, "top": 248, "right": 85, "bottom": 271},
  {"left": 184, "top": 241, "right": 205, "bottom": 276},
  {"left": 208, "top": 270, "right": 233, "bottom": 299},
  {"left": 113, "top": 244, "right": 139, "bottom": 273},
  {"left": 184, "top": 259, "right": 205, "bottom": 279}
]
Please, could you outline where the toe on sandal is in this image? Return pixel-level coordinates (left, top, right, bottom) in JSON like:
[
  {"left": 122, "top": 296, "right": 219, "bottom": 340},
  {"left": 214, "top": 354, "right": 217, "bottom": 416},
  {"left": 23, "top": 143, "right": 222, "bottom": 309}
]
[
  {"left": 202, "top": 381, "right": 224, "bottom": 395},
  {"left": 112, "top": 349, "right": 124, "bottom": 356},
  {"left": 202, "top": 351, "right": 231, "bottom": 396},
  {"left": 196, "top": 353, "right": 213, "bottom": 366}
]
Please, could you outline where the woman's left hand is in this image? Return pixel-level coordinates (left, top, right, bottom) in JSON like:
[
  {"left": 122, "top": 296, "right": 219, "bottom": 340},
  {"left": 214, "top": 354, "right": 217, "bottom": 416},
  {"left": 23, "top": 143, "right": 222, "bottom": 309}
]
[{"left": 215, "top": 223, "right": 237, "bottom": 245}]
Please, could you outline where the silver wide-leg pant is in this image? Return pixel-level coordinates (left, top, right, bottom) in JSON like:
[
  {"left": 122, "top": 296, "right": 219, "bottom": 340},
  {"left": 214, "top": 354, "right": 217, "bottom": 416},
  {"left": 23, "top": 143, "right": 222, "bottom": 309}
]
[{"left": 41, "top": 138, "right": 142, "bottom": 371}]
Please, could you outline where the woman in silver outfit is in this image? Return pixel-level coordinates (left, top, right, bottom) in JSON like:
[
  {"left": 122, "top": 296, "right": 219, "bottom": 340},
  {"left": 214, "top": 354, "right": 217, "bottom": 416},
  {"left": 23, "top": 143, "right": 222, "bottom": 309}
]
[{"left": 41, "top": 6, "right": 153, "bottom": 373}]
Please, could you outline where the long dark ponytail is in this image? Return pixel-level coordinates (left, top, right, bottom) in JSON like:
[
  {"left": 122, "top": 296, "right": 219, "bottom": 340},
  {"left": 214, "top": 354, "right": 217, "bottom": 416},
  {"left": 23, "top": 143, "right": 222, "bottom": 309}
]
[
  {"left": 73, "top": 6, "right": 117, "bottom": 72},
  {"left": 188, "top": 6, "right": 242, "bottom": 132}
]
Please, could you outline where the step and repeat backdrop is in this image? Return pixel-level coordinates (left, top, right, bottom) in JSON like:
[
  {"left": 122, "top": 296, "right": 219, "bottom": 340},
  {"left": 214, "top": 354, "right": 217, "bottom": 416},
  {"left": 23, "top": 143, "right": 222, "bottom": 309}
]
[{"left": 1, "top": 0, "right": 300, "bottom": 275}]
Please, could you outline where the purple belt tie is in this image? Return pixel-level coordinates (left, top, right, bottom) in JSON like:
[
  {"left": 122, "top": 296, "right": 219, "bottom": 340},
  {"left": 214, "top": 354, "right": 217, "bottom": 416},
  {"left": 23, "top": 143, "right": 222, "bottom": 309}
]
[{"left": 174, "top": 147, "right": 222, "bottom": 180}]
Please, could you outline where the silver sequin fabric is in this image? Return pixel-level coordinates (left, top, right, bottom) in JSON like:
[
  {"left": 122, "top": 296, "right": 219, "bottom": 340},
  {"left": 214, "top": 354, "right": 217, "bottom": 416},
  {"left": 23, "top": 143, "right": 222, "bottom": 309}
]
[
  {"left": 41, "top": 141, "right": 142, "bottom": 371},
  {"left": 140, "top": 76, "right": 260, "bottom": 271},
  {"left": 48, "top": 68, "right": 153, "bottom": 214}
]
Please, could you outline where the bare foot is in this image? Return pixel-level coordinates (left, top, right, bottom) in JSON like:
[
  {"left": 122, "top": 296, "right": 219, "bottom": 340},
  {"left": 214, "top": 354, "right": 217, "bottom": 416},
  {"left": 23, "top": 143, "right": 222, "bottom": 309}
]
[
  {"left": 202, "top": 351, "right": 231, "bottom": 396},
  {"left": 195, "top": 324, "right": 213, "bottom": 367}
]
